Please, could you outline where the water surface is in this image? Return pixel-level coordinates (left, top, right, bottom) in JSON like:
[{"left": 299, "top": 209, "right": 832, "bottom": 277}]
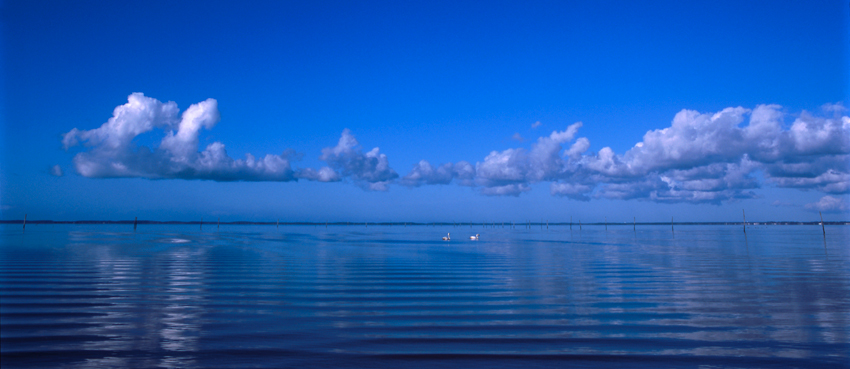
[{"left": 2, "top": 224, "right": 848, "bottom": 368}]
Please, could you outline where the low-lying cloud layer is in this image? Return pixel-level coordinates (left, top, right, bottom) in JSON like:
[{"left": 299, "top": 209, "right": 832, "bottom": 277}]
[
  {"left": 403, "top": 104, "right": 849, "bottom": 204},
  {"left": 63, "top": 94, "right": 849, "bottom": 205}
]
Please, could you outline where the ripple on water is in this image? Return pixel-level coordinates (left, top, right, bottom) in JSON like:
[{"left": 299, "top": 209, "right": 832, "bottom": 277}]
[{"left": 0, "top": 225, "right": 848, "bottom": 369}]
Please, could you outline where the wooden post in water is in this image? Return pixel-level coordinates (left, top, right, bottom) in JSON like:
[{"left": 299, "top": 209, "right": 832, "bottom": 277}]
[
  {"left": 23, "top": 214, "right": 26, "bottom": 230},
  {"left": 819, "top": 211, "right": 825, "bottom": 235},
  {"left": 276, "top": 219, "right": 279, "bottom": 228},
  {"left": 605, "top": 217, "right": 607, "bottom": 231},
  {"left": 633, "top": 217, "right": 636, "bottom": 231},
  {"left": 742, "top": 209, "right": 746, "bottom": 233},
  {"left": 134, "top": 217, "right": 138, "bottom": 231},
  {"left": 217, "top": 217, "right": 220, "bottom": 229},
  {"left": 579, "top": 220, "right": 582, "bottom": 230},
  {"left": 547, "top": 220, "right": 549, "bottom": 229},
  {"left": 200, "top": 218, "right": 203, "bottom": 230},
  {"left": 671, "top": 216, "right": 674, "bottom": 233},
  {"left": 570, "top": 216, "right": 572, "bottom": 230}
]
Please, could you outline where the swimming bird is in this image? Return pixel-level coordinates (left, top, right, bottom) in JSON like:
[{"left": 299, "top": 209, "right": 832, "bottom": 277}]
[
  {"left": 442, "top": 233, "right": 451, "bottom": 241},
  {"left": 470, "top": 234, "right": 479, "bottom": 240}
]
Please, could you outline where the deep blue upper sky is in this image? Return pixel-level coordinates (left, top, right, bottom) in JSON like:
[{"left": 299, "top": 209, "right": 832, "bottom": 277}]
[{"left": 1, "top": 0, "right": 848, "bottom": 222}]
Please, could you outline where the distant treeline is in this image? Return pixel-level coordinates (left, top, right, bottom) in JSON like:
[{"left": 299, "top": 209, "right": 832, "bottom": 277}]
[{"left": 1, "top": 220, "right": 848, "bottom": 226}]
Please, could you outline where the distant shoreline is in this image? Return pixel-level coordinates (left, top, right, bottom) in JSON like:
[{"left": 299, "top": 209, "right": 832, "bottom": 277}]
[{"left": 1, "top": 220, "right": 848, "bottom": 226}]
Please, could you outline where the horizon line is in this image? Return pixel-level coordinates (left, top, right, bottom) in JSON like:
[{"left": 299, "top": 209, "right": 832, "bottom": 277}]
[{"left": 2, "top": 220, "right": 848, "bottom": 226}]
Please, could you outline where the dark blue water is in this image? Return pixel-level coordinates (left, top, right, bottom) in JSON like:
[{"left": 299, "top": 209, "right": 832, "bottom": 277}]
[{"left": 2, "top": 224, "right": 848, "bottom": 368}]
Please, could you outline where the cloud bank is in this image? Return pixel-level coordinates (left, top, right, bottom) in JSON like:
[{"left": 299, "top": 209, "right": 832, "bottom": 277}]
[
  {"left": 63, "top": 94, "right": 849, "bottom": 204},
  {"left": 401, "top": 104, "right": 849, "bottom": 203},
  {"left": 62, "top": 93, "right": 394, "bottom": 190}
]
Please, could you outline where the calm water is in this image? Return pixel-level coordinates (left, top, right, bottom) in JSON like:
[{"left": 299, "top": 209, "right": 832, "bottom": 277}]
[{"left": 1, "top": 224, "right": 848, "bottom": 368}]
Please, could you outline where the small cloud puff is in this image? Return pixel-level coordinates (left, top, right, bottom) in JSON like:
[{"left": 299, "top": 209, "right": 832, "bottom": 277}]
[
  {"left": 400, "top": 160, "right": 474, "bottom": 187},
  {"left": 511, "top": 133, "right": 524, "bottom": 142},
  {"left": 531, "top": 121, "right": 542, "bottom": 129},
  {"left": 297, "top": 167, "right": 340, "bottom": 182},
  {"left": 50, "top": 165, "right": 63, "bottom": 177},
  {"left": 805, "top": 196, "right": 849, "bottom": 213}
]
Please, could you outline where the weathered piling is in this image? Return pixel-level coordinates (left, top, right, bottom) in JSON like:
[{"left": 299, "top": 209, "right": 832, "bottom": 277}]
[
  {"left": 134, "top": 217, "right": 138, "bottom": 231},
  {"left": 742, "top": 209, "right": 746, "bottom": 233},
  {"left": 217, "top": 218, "right": 220, "bottom": 229},
  {"left": 605, "top": 217, "right": 607, "bottom": 230},
  {"left": 23, "top": 214, "right": 27, "bottom": 230},
  {"left": 200, "top": 218, "right": 203, "bottom": 230},
  {"left": 820, "top": 211, "right": 825, "bottom": 235},
  {"left": 671, "top": 216, "right": 674, "bottom": 232},
  {"left": 633, "top": 216, "right": 636, "bottom": 231},
  {"left": 579, "top": 220, "right": 582, "bottom": 230},
  {"left": 570, "top": 216, "right": 572, "bottom": 230}
]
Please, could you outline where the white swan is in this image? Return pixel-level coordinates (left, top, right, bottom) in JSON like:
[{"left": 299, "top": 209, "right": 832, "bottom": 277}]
[
  {"left": 442, "top": 233, "right": 451, "bottom": 241},
  {"left": 470, "top": 234, "right": 479, "bottom": 240}
]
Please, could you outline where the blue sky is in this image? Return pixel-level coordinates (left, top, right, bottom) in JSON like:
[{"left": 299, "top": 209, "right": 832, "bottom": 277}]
[{"left": 1, "top": 0, "right": 848, "bottom": 222}]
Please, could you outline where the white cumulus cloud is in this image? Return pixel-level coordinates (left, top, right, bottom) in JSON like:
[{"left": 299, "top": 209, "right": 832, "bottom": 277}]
[
  {"left": 64, "top": 95, "right": 849, "bottom": 201},
  {"left": 404, "top": 103, "right": 849, "bottom": 203},
  {"left": 63, "top": 93, "right": 300, "bottom": 182},
  {"left": 318, "top": 129, "right": 398, "bottom": 191},
  {"left": 62, "top": 93, "right": 395, "bottom": 190},
  {"left": 805, "top": 196, "right": 849, "bottom": 213}
]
